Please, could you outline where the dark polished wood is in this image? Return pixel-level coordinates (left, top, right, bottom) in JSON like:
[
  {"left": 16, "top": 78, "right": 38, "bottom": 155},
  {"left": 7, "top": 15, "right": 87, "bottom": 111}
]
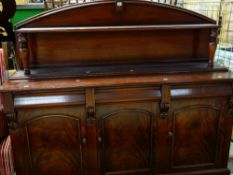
[
  {"left": 25, "top": 114, "right": 83, "bottom": 175},
  {"left": 1, "top": 1, "right": 233, "bottom": 175},
  {"left": 17, "top": 33, "right": 30, "bottom": 75},
  {"left": 14, "top": 0, "right": 218, "bottom": 74},
  {"left": 3, "top": 83, "right": 233, "bottom": 175}
]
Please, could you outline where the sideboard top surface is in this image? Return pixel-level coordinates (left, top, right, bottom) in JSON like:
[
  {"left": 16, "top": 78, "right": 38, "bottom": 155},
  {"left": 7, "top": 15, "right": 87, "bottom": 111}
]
[{"left": 1, "top": 71, "right": 233, "bottom": 92}]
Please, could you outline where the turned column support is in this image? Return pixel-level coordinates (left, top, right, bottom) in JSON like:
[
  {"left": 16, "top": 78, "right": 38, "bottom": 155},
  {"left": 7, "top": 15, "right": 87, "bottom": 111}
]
[
  {"left": 17, "top": 33, "right": 30, "bottom": 75},
  {"left": 208, "top": 28, "right": 218, "bottom": 68}
]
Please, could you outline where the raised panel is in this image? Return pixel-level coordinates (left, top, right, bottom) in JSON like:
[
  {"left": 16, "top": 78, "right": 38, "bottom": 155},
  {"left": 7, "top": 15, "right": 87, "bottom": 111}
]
[
  {"left": 171, "top": 105, "right": 221, "bottom": 171},
  {"left": 98, "top": 109, "right": 154, "bottom": 175},
  {"left": 25, "top": 115, "right": 83, "bottom": 175}
]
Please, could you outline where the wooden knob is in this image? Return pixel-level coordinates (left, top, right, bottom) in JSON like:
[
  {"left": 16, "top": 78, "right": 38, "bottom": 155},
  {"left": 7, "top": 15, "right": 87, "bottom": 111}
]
[
  {"left": 82, "top": 137, "right": 87, "bottom": 144},
  {"left": 168, "top": 131, "right": 173, "bottom": 137},
  {"left": 97, "top": 136, "right": 102, "bottom": 142}
]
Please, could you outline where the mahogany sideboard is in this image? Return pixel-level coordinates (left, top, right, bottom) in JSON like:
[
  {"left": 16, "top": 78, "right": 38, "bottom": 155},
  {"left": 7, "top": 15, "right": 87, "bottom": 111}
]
[{"left": 1, "top": 1, "right": 233, "bottom": 175}]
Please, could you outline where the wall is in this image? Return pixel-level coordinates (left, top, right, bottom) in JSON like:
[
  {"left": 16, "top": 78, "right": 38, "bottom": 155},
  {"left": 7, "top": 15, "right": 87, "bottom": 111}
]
[
  {"left": 182, "top": 0, "right": 233, "bottom": 69},
  {"left": 16, "top": 0, "right": 27, "bottom": 5},
  {"left": 12, "top": 7, "right": 44, "bottom": 25}
]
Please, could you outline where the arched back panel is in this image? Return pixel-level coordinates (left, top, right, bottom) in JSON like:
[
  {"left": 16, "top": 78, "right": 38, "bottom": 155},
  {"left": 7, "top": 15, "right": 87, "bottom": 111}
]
[
  {"left": 15, "top": 0, "right": 218, "bottom": 74},
  {"left": 16, "top": 1, "right": 215, "bottom": 28}
]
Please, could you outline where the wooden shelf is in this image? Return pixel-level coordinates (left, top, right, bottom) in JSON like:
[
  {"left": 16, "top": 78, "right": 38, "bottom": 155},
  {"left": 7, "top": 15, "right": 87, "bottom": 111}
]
[
  {"left": 17, "top": 24, "right": 218, "bottom": 33},
  {"left": 9, "top": 62, "right": 228, "bottom": 80}
]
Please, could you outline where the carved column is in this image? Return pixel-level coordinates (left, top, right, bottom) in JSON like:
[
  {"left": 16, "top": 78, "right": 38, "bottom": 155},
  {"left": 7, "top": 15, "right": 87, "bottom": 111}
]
[
  {"left": 208, "top": 28, "right": 218, "bottom": 67},
  {"left": 17, "top": 33, "right": 30, "bottom": 75},
  {"left": 85, "top": 88, "right": 98, "bottom": 174},
  {"left": 6, "top": 112, "right": 17, "bottom": 130}
]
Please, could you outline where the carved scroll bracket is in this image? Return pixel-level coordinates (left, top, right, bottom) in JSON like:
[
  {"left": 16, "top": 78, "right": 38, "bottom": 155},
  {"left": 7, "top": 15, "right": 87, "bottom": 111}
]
[
  {"left": 6, "top": 112, "right": 17, "bottom": 130},
  {"left": 86, "top": 106, "right": 95, "bottom": 121},
  {"left": 208, "top": 28, "right": 218, "bottom": 67},
  {"left": 2, "top": 92, "right": 17, "bottom": 131},
  {"left": 228, "top": 101, "right": 233, "bottom": 115},
  {"left": 227, "top": 84, "right": 233, "bottom": 116},
  {"left": 160, "top": 85, "right": 171, "bottom": 119},
  {"left": 85, "top": 88, "right": 98, "bottom": 172},
  {"left": 85, "top": 88, "right": 96, "bottom": 122},
  {"left": 228, "top": 95, "right": 233, "bottom": 116},
  {"left": 17, "top": 33, "right": 30, "bottom": 75}
]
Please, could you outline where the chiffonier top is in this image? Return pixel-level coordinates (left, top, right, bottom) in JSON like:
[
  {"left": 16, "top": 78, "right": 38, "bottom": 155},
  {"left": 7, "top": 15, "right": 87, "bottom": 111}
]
[
  {"left": 4, "top": 0, "right": 232, "bottom": 93},
  {"left": 12, "top": 0, "right": 222, "bottom": 78}
]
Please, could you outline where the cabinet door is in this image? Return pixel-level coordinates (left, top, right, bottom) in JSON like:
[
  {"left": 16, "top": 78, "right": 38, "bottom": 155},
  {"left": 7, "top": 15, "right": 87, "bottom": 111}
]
[
  {"left": 96, "top": 102, "right": 157, "bottom": 175},
  {"left": 12, "top": 106, "right": 86, "bottom": 175},
  {"left": 168, "top": 98, "right": 228, "bottom": 173}
]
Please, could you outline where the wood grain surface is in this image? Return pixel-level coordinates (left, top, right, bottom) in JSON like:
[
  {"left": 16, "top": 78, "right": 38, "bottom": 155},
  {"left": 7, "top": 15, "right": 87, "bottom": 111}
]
[
  {"left": 26, "top": 115, "right": 83, "bottom": 175},
  {"left": 2, "top": 1, "right": 233, "bottom": 175}
]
